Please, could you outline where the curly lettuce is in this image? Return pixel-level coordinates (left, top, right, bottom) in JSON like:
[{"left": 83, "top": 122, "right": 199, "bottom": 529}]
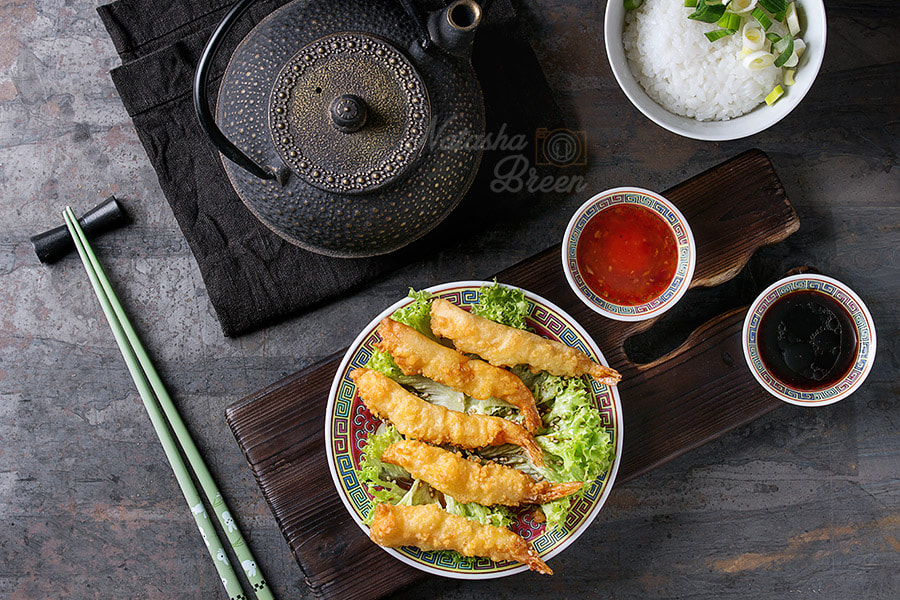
[
  {"left": 365, "top": 348, "right": 402, "bottom": 378},
  {"left": 535, "top": 375, "right": 613, "bottom": 529},
  {"left": 471, "top": 280, "right": 530, "bottom": 330},
  {"left": 534, "top": 376, "right": 613, "bottom": 483},
  {"left": 391, "top": 288, "right": 434, "bottom": 337},
  {"left": 487, "top": 370, "right": 615, "bottom": 529},
  {"left": 357, "top": 425, "right": 407, "bottom": 522}
]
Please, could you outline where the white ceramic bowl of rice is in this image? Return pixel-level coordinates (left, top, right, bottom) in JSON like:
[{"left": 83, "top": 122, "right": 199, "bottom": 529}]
[{"left": 605, "top": 0, "right": 826, "bottom": 140}]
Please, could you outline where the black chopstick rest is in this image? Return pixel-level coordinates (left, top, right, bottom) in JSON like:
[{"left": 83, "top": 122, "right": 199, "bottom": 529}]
[{"left": 31, "top": 196, "right": 129, "bottom": 264}]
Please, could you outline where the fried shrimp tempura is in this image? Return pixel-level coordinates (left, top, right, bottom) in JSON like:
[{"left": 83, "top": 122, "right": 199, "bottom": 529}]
[
  {"left": 376, "top": 318, "right": 542, "bottom": 432},
  {"left": 350, "top": 368, "right": 544, "bottom": 466},
  {"left": 369, "top": 503, "right": 552, "bottom": 575},
  {"left": 382, "top": 440, "right": 582, "bottom": 506},
  {"left": 430, "top": 298, "right": 622, "bottom": 385}
]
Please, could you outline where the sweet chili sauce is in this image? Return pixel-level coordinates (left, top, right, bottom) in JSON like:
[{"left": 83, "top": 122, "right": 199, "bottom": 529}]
[
  {"left": 576, "top": 204, "right": 678, "bottom": 306},
  {"left": 757, "top": 290, "right": 858, "bottom": 390}
]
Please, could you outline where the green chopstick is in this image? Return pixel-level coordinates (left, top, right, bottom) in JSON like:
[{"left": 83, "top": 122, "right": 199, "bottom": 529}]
[{"left": 62, "top": 207, "right": 274, "bottom": 600}]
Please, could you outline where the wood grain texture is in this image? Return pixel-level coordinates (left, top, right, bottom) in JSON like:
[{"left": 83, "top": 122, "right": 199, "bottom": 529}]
[{"left": 226, "top": 150, "right": 798, "bottom": 600}]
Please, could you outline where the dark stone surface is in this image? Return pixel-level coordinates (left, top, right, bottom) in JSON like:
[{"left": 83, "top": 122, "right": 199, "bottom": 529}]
[{"left": 0, "top": 1, "right": 897, "bottom": 599}]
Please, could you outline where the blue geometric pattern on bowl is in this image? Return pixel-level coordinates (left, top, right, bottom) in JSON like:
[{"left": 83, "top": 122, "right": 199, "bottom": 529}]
[
  {"left": 566, "top": 190, "right": 692, "bottom": 318},
  {"left": 744, "top": 276, "right": 875, "bottom": 404}
]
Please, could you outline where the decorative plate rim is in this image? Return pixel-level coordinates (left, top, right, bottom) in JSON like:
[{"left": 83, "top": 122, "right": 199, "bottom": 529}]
[
  {"left": 324, "top": 280, "right": 624, "bottom": 579},
  {"left": 741, "top": 274, "right": 877, "bottom": 406},
  {"left": 562, "top": 187, "right": 696, "bottom": 322}
]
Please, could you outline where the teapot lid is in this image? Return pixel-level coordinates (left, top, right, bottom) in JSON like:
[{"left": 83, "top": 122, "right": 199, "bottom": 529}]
[{"left": 270, "top": 33, "right": 431, "bottom": 194}]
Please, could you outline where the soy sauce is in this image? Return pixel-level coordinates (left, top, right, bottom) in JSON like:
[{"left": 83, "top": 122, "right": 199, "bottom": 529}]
[{"left": 757, "top": 290, "right": 858, "bottom": 390}]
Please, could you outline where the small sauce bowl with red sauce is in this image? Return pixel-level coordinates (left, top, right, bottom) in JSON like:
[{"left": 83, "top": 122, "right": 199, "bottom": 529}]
[{"left": 562, "top": 188, "right": 696, "bottom": 321}]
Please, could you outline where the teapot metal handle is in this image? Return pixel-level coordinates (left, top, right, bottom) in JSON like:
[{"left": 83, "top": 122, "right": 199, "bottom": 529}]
[{"left": 193, "top": 0, "right": 286, "bottom": 183}]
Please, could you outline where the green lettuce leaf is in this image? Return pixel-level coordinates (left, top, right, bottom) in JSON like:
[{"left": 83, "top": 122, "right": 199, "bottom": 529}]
[
  {"left": 357, "top": 425, "right": 408, "bottom": 523},
  {"left": 508, "top": 372, "right": 615, "bottom": 530},
  {"left": 536, "top": 376, "right": 613, "bottom": 483},
  {"left": 541, "top": 495, "right": 578, "bottom": 529},
  {"left": 391, "top": 288, "right": 434, "bottom": 337},
  {"left": 471, "top": 280, "right": 530, "bottom": 330},
  {"left": 465, "top": 395, "right": 519, "bottom": 420},
  {"left": 400, "top": 374, "right": 519, "bottom": 420},
  {"left": 395, "top": 479, "right": 434, "bottom": 506},
  {"left": 365, "top": 348, "right": 402, "bottom": 378},
  {"left": 474, "top": 444, "right": 545, "bottom": 481},
  {"left": 396, "top": 375, "right": 465, "bottom": 412},
  {"left": 444, "top": 496, "right": 515, "bottom": 529}
]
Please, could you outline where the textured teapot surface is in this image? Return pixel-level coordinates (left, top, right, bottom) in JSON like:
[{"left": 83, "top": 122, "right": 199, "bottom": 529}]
[
  {"left": 216, "top": 0, "right": 485, "bottom": 257},
  {"left": 268, "top": 33, "right": 431, "bottom": 195}
]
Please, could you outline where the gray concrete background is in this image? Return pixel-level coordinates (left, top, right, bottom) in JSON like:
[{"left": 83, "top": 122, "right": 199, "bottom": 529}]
[{"left": 1, "top": 1, "right": 897, "bottom": 599}]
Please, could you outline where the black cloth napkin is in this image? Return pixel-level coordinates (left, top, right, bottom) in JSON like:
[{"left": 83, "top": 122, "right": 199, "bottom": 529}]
[{"left": 98, "top": 0, "right": 564, "bottom": 336}]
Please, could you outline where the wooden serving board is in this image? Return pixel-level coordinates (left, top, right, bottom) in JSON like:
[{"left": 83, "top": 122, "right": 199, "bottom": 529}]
[{"left": 226, "top": 149, "right": 799, "bottom": 600}]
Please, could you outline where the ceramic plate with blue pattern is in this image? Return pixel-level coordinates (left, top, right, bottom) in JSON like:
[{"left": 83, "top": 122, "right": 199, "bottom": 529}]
[
  {"left": 324, "top": 281, "right": 623, "bottom": 578},
  {"left": 562, "top": 187, "right": 695, "bottom": 321},
  {"left": 742, "top": 274, "right": 877, "bottom": 406}
]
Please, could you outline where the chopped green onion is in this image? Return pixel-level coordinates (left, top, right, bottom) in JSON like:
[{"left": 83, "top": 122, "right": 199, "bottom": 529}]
[
  {"left": 766, "top": 32, "right": 781, "bottom": 42},
  {"left": 731, "top": 0, "right": 758, "bottom": 13},
  {"left": 705, "top": 29, "right": 734, "bottom": 42},
  {"left": 784, "top": 69, "right": 796, "bottom": 86},
  {"left": 752, "top": 7, "right": 772, "bottom": 30},
  {"left": 717, "top": 12, "right": 742, "bottom": 31},
  {"left": 624, "top": 0, "right": 644, "bottom": 9},
  {"left": 773, "top": 34, "right": 794, "bottom": 67},
  {"left": 758, "top": 0, "right": 787, "bottom": 14},
  {"left": 742, "top": 23, "right": 765, "bottom": 51},
  {"left": 743, "top": 50, "right": 774, "bottom": 70},
  {"left": 684, "top": 0, "right": 698, "bottom": 6},
  {"left": 688, "top": 0, "right": 727, "bottom": 23},
  {"left": 786, "top": 2, "right": 801, "bottom": 35},
  {"left": 783, "top": 50, "right": 799, "bottom": 68},
  {"left": 793, "top": 38, "right": 806, "bottom": 56},
  {"left": 772, "top": 35, "right": 789, "bottom": 53},
  {"left": 765, "top": 85, "right": 785, "bottom": 105}
]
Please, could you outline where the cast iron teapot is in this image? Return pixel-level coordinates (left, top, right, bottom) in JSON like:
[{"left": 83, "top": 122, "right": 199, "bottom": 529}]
[{"left": 194, "top": 0, "right": 485, "bottom": 257}]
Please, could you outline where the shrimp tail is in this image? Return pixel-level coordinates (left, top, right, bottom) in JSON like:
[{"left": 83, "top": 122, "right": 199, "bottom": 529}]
[
  {"left": 520, "top": 404, "right": 543, "bottom": 433},
  {"left": 523, "top": 546, "right": 553, "bottom": 575},
  {"left": 525, "top": 481, "right": 583, "bottom": 504},
  {"left": 590, "top": 364, "right": 622, "bottom": 386},
  {"left": 509, "top": 429, "right": 544, "bottom": 467}
]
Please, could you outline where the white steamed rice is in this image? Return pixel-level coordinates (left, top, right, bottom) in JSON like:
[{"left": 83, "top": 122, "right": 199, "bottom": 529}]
[{"left": 624, "top": 0, "right": 783, "bottom": 121}]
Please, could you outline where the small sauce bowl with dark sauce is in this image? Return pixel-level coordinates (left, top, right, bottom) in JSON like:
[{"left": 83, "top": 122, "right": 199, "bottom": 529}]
[
  {"left": 743, "top": 275, "right": 877, "bottom": 406},
  {"left": 563, "top": 188, "right": 695, "bottom": 321}
]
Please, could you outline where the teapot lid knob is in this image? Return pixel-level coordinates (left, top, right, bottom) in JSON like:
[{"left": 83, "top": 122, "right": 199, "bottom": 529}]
[{"left": 330, "top": 94, "right": 368, "bottom": 133}]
